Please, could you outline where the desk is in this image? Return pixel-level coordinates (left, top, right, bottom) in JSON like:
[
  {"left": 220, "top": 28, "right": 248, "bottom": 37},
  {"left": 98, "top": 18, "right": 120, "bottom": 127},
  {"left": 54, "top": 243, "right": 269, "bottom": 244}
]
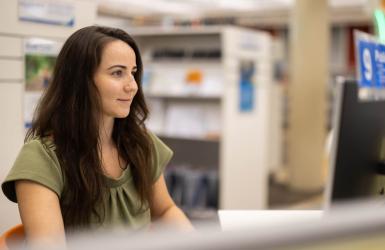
[
  {"left": 66, "top": 202, "right": 385, "bottom": 250},
  {"left": 218, "top": 210, "right": 323, "bottom": 231}
]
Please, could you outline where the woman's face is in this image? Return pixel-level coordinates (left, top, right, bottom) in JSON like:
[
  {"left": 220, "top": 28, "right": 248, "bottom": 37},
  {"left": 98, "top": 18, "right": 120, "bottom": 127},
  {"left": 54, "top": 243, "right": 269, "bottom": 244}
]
[{"left": 93, "top": 39, "right": 138, "bottom": 119}]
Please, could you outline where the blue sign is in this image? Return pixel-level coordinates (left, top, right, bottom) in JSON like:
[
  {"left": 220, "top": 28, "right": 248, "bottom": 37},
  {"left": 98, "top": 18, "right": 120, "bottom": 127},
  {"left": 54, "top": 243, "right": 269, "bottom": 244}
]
[
  {"left": 356, "top": 32, "right": 385, "bottom": 89},
  {"left": 239, "top": 60, "right": 255, "bottom": 112}
]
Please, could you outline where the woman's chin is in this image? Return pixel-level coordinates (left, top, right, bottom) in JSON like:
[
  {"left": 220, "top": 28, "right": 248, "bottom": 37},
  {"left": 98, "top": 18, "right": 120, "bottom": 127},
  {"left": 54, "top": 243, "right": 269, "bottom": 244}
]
[{"left": 114, "top": 110, "right": 130, "bottom": 119}]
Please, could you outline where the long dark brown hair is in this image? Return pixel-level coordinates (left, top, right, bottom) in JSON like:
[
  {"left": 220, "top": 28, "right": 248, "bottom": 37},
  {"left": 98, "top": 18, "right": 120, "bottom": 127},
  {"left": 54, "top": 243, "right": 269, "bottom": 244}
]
[{"left": 26, "top": 26, "right": 154, "bottom": 228}]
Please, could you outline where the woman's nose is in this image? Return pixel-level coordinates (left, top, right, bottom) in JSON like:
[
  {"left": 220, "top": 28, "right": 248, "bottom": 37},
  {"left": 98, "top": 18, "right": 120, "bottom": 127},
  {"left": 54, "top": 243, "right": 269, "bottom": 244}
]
[{"left": 124, "top": 80, "right": 137, "bottom": 92}]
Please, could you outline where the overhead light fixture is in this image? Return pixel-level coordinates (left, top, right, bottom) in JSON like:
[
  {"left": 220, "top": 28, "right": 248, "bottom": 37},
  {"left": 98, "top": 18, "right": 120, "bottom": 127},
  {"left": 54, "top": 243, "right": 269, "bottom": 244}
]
[
  {"left": 329, "top": 0, "right": 368, "bottom": 8},
  {"left": 374, "top": 0, "right": 385, "bottom": 42}
]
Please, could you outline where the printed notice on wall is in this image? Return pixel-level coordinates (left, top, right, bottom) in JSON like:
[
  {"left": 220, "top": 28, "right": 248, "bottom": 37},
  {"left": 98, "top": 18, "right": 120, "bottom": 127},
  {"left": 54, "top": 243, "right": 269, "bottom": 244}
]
[
  {"left": 18, "top": 0, "right": 75, "bottom": 27},
  {"left": 24, "top": 38, "right": 61, "bottom": 129}
]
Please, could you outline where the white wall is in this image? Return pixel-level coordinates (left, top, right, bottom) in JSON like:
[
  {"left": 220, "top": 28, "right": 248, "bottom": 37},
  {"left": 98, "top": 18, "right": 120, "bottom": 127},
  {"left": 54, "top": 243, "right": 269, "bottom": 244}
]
[{"left": 0, "top": 0, "right": 97, "bottom": 234}]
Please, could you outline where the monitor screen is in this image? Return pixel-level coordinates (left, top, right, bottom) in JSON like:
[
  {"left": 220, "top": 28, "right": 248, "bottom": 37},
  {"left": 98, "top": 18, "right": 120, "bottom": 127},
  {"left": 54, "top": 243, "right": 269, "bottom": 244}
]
[{"left": 325, "top": 80, "right": 385, "bottom": 207}]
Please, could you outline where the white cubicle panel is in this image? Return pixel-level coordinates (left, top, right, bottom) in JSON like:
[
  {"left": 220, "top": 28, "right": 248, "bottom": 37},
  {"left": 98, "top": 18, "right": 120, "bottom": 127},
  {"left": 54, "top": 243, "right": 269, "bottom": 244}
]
[
  {"left": 0, "top": 60, "right": 24, "bottom": 80},
  {"left": 0, "top": 0, "right": 97, "bottom": 234},
  {"left": 0, "top": 83, "right": 24, "bottom": 233},
  {"left": 0, "top": 36, "right": 23, "bottom": 58}
]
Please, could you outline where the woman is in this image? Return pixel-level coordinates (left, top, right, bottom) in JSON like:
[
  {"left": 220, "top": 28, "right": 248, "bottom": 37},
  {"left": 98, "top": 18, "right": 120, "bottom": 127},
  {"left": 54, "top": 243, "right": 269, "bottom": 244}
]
[{"left": 1, "top": 26, "right": 193, "bottom": 247}]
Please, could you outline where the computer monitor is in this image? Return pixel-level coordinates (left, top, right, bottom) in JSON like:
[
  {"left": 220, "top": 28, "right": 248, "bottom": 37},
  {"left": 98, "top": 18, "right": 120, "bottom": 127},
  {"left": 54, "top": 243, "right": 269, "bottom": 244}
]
[{"left": 325, "top": 80, "right": 385, "bottom": 208}]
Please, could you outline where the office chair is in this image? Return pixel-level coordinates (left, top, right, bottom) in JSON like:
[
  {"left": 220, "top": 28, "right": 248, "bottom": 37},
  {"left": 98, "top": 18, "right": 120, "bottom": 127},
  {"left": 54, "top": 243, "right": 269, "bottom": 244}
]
[{"left": 0, "top": 224, "right": 24, "bottom": 250}]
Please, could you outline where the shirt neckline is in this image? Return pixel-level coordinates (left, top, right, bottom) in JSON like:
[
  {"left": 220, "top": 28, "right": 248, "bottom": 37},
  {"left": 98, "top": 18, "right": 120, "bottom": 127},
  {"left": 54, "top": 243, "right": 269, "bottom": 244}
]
[{"left": 105, "top": 164, "right": 133, "bottom": 187}]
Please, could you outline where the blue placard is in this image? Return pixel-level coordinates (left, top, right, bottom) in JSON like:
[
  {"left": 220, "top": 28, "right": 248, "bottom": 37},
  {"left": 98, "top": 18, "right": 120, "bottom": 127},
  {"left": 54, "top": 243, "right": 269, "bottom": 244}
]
[
  {"left": 239, "top": 60, "right": 255, "bottom": 112},
  {"left": 356, "top": 32, "right": 385, "bottom": 89}
]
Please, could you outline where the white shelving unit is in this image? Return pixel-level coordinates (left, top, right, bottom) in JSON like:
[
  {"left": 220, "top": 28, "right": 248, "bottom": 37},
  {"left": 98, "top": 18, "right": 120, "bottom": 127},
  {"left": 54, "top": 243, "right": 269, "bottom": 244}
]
[{"left": 128, "top": 26, "right": 279, "bottom": 209}]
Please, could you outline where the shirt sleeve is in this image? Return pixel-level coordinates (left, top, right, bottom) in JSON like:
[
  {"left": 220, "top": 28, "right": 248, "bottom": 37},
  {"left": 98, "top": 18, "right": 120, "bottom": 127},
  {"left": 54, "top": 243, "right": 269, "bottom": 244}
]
[
  {"left": 148, "top": 131, "right": 173, "bottom": 182},
  {"left": 1, "top": 139, "right": 64, "bottom": 203}
]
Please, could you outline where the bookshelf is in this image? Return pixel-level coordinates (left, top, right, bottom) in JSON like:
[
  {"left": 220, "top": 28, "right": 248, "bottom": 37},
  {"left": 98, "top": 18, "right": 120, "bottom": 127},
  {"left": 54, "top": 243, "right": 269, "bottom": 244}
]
[{"left": 128, "top": 26, "right": 280, "bottom": 210}]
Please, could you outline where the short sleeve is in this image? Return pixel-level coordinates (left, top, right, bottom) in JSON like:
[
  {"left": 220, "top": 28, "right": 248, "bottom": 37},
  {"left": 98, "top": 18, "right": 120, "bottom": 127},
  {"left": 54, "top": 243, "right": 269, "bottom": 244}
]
[
  {"left": 148, "top": 132, "right": 173, "bottom": 182},
  {"left": 1, "top": 139, "right": 64, "bottom": 203}
]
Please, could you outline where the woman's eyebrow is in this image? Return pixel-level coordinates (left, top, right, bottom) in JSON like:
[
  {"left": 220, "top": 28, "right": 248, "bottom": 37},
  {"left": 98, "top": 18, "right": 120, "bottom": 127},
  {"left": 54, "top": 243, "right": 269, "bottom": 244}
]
[{"left": 107, "top": 65, "right": 127, "bottom": 70}]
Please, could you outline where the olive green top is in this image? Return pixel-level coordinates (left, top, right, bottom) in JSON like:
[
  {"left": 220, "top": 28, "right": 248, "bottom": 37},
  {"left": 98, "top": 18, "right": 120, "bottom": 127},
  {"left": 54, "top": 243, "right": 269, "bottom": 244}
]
[{"left": 1, "top": 132, "right": 173, "bottom": 230}]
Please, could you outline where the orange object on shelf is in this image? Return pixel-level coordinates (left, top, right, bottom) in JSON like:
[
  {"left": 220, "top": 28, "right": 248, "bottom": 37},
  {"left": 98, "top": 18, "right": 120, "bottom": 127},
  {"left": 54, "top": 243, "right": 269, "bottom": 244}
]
[{"left": 185, "top": 69, "right": 203, "bottom": 85}]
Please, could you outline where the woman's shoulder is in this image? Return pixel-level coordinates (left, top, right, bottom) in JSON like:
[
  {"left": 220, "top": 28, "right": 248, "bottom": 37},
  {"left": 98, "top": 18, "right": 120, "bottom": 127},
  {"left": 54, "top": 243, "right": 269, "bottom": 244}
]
[
  {"left": 25, "top": 135, "right": 56, "bottom": 151},
  {"left": 2, "top": 136, "right": 63, "bottom": 202},
  {"left": 146, "top": 130, "right": 165, "bottom": 147},
  {"left": 21, "top": 135, "right": 59, "bottom": 167},
  {"left": 145, "top": 130, "right": 173, "bottom": 181}
]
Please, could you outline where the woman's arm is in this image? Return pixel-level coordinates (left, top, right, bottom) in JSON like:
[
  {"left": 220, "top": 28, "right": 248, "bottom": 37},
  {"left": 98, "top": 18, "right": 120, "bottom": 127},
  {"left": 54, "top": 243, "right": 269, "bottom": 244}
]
[
  {"left": 150, "top": 174, "right": 194, "bottom": 231},
  {"left": 15, "top": 180, "right": 66, "bottom": 248}
]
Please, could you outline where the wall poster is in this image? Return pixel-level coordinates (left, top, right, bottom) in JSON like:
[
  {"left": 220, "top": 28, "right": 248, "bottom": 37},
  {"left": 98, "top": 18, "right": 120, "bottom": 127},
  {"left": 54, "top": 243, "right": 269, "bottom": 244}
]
[{"left": 24, "top": 38, "right": 61, "bottom": 129}]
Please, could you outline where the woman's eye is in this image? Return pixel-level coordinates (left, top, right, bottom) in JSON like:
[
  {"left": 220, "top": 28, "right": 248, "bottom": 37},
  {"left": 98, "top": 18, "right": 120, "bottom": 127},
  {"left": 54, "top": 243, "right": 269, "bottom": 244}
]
[{"left": 112, "top": 70, "right": 123, "bottom": 77}]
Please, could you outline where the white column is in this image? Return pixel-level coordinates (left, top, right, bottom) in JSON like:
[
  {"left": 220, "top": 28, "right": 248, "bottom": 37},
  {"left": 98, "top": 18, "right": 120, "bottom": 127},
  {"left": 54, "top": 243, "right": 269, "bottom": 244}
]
[{"left": 287, "top": 0, "right": 329, "bottom": 191}]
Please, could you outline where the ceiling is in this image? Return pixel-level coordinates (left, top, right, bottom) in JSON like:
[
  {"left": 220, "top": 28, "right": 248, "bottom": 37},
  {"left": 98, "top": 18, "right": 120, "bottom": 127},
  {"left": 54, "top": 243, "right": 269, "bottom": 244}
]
[{"left": 96, "top": 0, "right": 375, "bottom": 26}]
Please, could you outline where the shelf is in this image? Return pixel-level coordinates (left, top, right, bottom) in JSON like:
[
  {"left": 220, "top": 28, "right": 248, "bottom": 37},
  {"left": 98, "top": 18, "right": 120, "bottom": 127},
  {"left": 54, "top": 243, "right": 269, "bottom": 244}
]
[
  {"left": 146, "top": 58, "right": 222, "bottom": 64},
  {"left": 144, "top": 93, "right": 221, "bottom": 100},
  {"left": 157, "top": 133, "right": 220, "bottom": 142},
  {"left": 127, "top": 25, "right": 224, "bottom": 37}
]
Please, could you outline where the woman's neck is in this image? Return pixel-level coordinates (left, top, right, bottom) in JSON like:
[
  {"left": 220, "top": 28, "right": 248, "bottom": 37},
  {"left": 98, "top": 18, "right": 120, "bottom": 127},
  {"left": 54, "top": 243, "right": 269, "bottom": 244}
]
[{"left": 99, "top": 116, "right": 114, "bottom": 147}]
